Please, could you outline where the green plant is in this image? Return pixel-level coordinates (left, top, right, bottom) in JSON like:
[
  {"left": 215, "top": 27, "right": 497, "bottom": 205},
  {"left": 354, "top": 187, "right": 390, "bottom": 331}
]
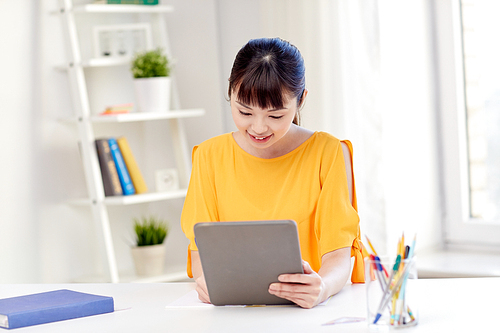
[
  {"left": 133, "top": 216, "right": 169, "bottom": 246},
  {"left": 131, "top": 48, "right": 171, "bottom": 79}
]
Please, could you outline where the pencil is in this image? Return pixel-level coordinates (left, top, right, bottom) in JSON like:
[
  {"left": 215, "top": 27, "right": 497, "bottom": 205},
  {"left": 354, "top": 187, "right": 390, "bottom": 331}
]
[{"left": 365, "top": 236, "right": 378, "bottom": 256}]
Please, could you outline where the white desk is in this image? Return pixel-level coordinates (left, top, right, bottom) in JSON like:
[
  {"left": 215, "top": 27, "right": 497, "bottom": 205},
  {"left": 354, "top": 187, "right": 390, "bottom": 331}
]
[{"left": 1, "top": 278, "right": 497, "bottom": 332}]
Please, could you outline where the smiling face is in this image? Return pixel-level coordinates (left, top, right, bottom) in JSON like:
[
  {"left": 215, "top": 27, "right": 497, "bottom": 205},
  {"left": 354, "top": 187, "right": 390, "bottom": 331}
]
[
  {"left": 227, "top": 39, "right": 308, "bottom": 157},
  {"left": 231, "top": 90, "right": 299, "bottom": 154}
]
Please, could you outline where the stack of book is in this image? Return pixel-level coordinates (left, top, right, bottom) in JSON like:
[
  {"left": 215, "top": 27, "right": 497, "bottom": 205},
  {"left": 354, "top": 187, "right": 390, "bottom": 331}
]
[
  {"left": 93, "top": 0, "right": 159, "bottom": 4},
  {"left": 99, "top": 103, "right": 133, "bottom": 116},
  {"left": 95, "top": 137, "right": 148, "bottom": 196}
]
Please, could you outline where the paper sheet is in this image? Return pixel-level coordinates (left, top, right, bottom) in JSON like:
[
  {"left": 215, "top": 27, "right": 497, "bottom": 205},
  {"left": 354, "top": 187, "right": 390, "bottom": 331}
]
[
  {"left": 166, "top": 290, "right": 331, "bottom": 308},
  {"left": 322, "top": 317, "right": 366, "bottom": 326},
  {"left": 165, "top": 290, "right": 215, "bottom": 308}
]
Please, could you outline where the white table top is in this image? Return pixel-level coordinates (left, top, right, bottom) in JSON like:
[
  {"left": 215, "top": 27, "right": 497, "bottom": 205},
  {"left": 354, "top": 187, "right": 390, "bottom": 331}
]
[{"left": 1, "top": 277, "right": 498, "bottom": 332}]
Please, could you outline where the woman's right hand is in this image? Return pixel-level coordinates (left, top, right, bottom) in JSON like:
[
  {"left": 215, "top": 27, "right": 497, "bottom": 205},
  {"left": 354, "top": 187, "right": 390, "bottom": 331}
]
[
  {"left": 191, "top": 250, "right": 211, "bottom": 303},
  {"left": 195, "top": 274, "right": 211, "bottom": 303}
]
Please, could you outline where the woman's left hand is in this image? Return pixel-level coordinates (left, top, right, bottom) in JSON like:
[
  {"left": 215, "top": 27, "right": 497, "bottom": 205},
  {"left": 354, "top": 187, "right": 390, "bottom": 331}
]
[{"left": 268, "top": 260, "right": 327, "bottom": 309}]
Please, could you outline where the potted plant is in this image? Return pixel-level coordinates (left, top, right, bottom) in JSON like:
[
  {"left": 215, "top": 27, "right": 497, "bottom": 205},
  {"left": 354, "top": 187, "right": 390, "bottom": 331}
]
[
  {"left": 131, "top": 48, "right": 172, "bottom": 112},
  {"left": 130, "top": 216, "right": 170, "bottom": 276}
]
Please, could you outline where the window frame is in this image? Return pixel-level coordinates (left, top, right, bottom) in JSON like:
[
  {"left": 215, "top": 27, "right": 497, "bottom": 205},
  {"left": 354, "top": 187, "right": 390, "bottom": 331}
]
[{"left": 437, "top": 0, "right": 500, "bottom": 248}]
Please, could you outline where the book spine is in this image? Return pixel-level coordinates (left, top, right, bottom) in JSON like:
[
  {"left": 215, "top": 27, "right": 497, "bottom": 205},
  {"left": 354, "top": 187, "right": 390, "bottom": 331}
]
[
  {"left": 117, "top": 137, "right": 148, "bottom": 194},
  {"left": 107, "top": 0, "right": 158, "bottom": 4},
  {"left": 7, "top": 299, "right": 114, "bottom": 329},
  {"left": 95, "top": 139, "right": 123, "bottom": 196},
  {"left": 108, "top": 138, "right": 136, "bottom": 195}
]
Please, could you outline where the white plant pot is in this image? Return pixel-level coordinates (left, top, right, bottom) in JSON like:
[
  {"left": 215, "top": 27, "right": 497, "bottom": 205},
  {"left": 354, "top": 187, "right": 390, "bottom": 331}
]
[
  {"left": 131, "top": 243, "right": 166, "bottom": 276},
  {"left": 133, "top": 77, "right": 171, "bottom": 112}
]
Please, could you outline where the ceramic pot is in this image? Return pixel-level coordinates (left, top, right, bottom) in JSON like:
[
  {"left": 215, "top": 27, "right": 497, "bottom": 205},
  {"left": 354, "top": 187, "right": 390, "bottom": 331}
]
[
  {"left": 131, "top": 243, "right": 166, "bottom": 276},
  {"left": 133, "top": 76, "right": 171, "bottom": 112}
]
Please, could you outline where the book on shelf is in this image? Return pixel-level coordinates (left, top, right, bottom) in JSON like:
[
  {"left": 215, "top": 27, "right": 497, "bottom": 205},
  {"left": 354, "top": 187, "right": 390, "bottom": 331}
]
[
  {"left": 99, "top": 103, "right": 133, "bottom": 116},
  {"left": 108, "top": 137, "right": 136, "bottom": 195},
  {"left": 95, "top": 0, "right": 159, "bottom": 4},
  {"left": 117, "top": 136, "right": 148, "bottom": 194},
  {"left": 95, "top": 139, "right": 123, "bottom": 196},
  {"left": 0, "top": 289, "right": 114, "bottom": 329}
]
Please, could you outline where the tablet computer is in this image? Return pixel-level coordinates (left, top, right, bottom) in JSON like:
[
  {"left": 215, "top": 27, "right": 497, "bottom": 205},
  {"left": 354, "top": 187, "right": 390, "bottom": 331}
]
[{"left": 193, "top": 220, "right": 303, "bottom": 306}]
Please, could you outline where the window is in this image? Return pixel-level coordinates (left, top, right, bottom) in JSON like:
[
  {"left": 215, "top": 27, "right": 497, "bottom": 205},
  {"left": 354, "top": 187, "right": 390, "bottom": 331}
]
[
  {"left": 461, "top": 0, "right": 500, "bottom": 222},
  {"left": 437, "top": 0, "right": 500, "bottom": 247}
]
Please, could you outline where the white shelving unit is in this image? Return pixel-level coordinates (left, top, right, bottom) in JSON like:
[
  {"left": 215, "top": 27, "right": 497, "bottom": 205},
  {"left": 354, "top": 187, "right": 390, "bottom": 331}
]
[{"left": 56, "top": 1, "right": 203, "bottom": 283}]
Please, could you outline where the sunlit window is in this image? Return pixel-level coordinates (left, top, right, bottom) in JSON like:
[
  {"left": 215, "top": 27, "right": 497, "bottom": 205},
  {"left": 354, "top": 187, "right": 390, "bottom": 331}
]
[{"left": 460, "top": 0, "right": 500, "bottom": 222}]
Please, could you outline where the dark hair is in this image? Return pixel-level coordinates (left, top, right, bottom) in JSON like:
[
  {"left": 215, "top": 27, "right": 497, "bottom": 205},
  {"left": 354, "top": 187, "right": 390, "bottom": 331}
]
[{"left": 228, "top": 38, "right": 306, "bottom": 125}]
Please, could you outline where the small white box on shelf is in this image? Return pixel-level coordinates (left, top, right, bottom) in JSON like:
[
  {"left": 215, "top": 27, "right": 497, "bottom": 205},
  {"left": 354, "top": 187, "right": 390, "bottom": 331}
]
[{"left": 155, "top": 168, "right": 179, "bottom": 192}]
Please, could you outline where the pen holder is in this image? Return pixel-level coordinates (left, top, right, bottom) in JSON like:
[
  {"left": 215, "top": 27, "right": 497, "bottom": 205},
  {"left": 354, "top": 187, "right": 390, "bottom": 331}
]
[{"left": 365, "top": 256, "right": 419, "bottom": 331}]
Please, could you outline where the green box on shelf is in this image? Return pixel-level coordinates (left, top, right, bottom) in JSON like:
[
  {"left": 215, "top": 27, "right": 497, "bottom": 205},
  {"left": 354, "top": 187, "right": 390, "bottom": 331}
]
[{"left": 107, "top": 0, "right": 159, "bottom": 5}]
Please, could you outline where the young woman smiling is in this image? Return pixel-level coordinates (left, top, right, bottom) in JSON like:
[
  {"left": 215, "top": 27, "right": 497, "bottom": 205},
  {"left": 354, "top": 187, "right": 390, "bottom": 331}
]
[{"left": 181, "top": 37, "right": 365, "bottom": 309}]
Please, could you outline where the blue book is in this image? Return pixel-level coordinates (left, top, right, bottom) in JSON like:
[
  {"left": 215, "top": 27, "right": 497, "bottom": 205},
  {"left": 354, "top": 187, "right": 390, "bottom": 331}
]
[
  {"left": 108, "top": 137, "right": 136, "bottom": 195},
  {"left": 0, "top": 289, "right": 114, "bottom": 329}
]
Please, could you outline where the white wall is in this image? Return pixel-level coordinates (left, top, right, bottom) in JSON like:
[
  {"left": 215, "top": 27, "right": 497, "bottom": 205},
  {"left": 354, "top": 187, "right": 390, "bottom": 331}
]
[
  {"left": 165, "top": 0, "right": 225, "bottom": 142},
  {"left": 0, "top": 2, "right": 40, "bottom": 283},
  {"left": 214, "top": 0, "right": 263, "bottom": 133}
]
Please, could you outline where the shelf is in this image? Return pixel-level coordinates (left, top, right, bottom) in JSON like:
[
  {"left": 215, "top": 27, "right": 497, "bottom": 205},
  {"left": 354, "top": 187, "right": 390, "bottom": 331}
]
[
  {"left": 72, "top": 4, "right": 174, "bottom": 14},
  {"left": 59, "top": 109, "right": 205, "bottom": 123},
  {"left": 85, "top": 56, "right": 132, "bottom": 68},
  {"left": 106, "top": 189, "right": 187, "bottom": 205},
  {"left": 54, "top": 57, "right": 130, "bottom": 70},
  {"left": 56, "top": 56, "right": 147, "bottom": 70},
  {"left": 70, "top": 189, "right": 188, "bottom": 206},
  {"left": 91, "top": 109, "right": 205, "bottom": 123}
]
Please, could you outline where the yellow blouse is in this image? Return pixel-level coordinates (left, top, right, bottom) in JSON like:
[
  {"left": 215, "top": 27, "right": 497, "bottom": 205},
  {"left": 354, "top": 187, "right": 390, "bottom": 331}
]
[{"left": 181, "top": 131, "right": 366, "bottom": 283}]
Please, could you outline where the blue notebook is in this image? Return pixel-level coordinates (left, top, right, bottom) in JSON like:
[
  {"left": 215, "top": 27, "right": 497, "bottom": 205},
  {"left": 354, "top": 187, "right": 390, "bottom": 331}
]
[
  {"left": 0, "top": 289, "right": 114, "bottom": 329},
  {"left": 108, "top": 137, "right": 136, "bottom": 195}
]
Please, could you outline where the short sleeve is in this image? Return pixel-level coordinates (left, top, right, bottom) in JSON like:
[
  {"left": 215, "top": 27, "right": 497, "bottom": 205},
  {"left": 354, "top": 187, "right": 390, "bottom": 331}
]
[{"left": 315, "top": 140, "right": 366, "bottom": 283}]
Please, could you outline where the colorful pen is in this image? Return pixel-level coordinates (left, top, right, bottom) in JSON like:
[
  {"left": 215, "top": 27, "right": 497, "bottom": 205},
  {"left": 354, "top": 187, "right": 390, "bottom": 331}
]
[
  {"left": 385, "top": 255, "right": 401, "bottom": 293},
  {"left": 366, "top": 236, "right": 389, "bottom": 278},
  {"left": 395, "top": 236, "right": 417, "bottom": 324},
  {"left": 409, "top": 235, "right": 416, "bottom": 258},
  {"left": 370, "top": 255, "right": 386, "bottom": 291},
  {"left": 368, "top": 234, "right": 417, "bottom": 326},
  {"left": 373, "top": 261, "right": 413, "bottom": 324},
  {"left": 387, "top": 254, "right": 401, "bottom": 324}
]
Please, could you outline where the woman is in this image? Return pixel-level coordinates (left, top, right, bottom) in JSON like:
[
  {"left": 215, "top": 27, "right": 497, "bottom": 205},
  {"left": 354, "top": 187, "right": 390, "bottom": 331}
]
[{"left": 181, "top": 37, "right": 365, "bottom": 309}]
